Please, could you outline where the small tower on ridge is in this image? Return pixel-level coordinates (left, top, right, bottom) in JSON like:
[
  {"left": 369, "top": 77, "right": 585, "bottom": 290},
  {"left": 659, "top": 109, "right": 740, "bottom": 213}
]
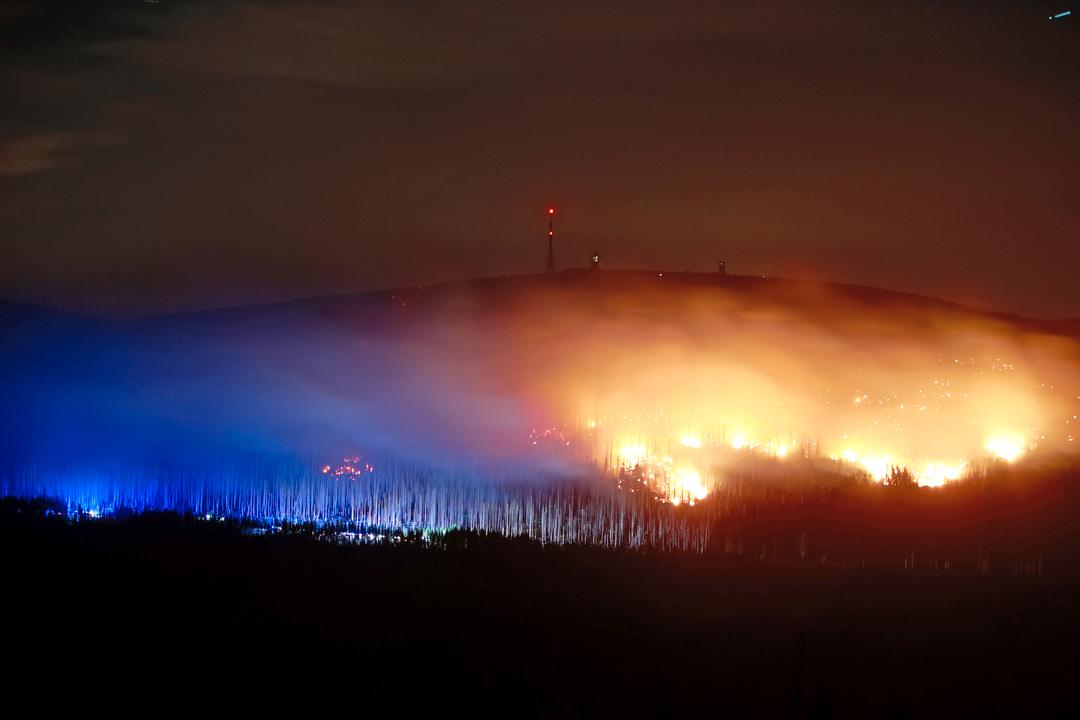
[{"left": 545, "top": 208, "right": 556, "bottom": 272}]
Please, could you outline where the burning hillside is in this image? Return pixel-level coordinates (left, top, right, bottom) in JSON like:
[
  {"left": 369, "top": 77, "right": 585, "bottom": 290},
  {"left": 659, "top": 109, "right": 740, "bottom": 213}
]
[
  {"left": 387, "top": 271, "right": 1080, "bottom": 492},
  {"left": 2, "top": 271, "right": 1079, "bottom": 546}
]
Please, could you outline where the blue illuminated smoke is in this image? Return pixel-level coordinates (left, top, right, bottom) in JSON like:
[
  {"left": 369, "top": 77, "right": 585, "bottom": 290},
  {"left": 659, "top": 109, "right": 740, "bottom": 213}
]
[{"left": 0, "top": 298, "right": 713, "bottom": 551}]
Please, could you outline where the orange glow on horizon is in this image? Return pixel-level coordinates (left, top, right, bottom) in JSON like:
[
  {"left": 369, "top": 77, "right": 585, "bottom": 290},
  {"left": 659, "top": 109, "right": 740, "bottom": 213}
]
[{"left": 423, "top": 278, "right": 1079, "bottom": 502}]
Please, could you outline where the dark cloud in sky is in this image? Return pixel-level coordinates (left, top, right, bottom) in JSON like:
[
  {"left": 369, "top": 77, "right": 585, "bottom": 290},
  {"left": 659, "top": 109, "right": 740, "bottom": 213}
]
[{"left": 1, "top": 1, "right": 1078, "bottom": 316}]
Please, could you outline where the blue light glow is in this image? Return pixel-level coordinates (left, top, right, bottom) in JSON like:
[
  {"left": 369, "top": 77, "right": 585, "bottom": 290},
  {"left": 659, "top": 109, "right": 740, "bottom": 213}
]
[{"left": 1, "top": 460, "right": 711, "bottom": 551}]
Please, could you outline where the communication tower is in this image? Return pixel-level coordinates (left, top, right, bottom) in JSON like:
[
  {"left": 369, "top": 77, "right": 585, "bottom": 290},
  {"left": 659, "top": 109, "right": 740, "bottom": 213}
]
[{"left": 546, "top": 208, "right": 556, "bottom": 272}]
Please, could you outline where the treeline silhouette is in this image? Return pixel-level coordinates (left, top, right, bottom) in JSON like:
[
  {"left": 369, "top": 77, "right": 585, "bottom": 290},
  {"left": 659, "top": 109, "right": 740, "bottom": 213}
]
[
  {"left": 4, "top": 472, "right": 1080, "bottom": 718},
  {"left": 7, "top": 454, "right": 1080, "bottom": 579}
]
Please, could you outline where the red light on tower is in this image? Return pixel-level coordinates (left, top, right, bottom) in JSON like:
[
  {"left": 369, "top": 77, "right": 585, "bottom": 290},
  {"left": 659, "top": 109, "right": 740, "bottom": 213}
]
[{"left": 548, "top": 208, "right": 556, "bottom": 215}]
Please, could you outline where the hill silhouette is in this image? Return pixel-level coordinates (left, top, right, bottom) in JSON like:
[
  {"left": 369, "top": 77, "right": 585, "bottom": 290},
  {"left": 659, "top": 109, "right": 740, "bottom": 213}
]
[
  {"left": 139, "top": 270, "right": 1080, "bottom": 337},
  {"left": 6, "top": 272, "right": 1080, "bottom": 340}
]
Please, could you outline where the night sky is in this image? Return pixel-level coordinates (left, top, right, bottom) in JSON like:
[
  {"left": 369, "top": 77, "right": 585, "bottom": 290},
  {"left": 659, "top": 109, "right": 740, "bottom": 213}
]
[{"left": 2, "top": 1, "right": 1078, "bottom": 316}]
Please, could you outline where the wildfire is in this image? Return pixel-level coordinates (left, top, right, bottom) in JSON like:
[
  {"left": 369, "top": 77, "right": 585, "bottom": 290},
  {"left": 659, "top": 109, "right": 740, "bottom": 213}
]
[
  {"left": 857, "top": 455, "right": 892, "bottom": 482},
  {"left": 614, "top": 443, "right": 711, "bottom": 505},
  {"left": 617, "top": 443, "right": 648, "bottom": 466},
  {"left": 591, "top": 421, "right": 1037, "bottom": 496},
  {"left": 517, "top": 282, "right": 1076, "bottom": 500},
  {"left": 670, "top": 466, "right": 708, "bottom": 505},
  {"left": 985, "top": 435, "right": 1026, "bottom": 463},
  {"left": 918, "top": 461, "right": 966, "bottom": 488}
]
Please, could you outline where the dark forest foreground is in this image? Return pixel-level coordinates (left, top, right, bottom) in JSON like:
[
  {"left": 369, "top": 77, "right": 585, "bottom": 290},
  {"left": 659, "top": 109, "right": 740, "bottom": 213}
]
[{"left": 3, "top": 500, "right": 1078, "bottom": 719}]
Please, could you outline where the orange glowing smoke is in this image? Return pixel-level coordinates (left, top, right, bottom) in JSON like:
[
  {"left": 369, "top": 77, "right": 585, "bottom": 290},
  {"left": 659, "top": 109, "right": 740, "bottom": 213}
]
[{"left": 464, "top": 275, "right": 1080, "bottom": 492}]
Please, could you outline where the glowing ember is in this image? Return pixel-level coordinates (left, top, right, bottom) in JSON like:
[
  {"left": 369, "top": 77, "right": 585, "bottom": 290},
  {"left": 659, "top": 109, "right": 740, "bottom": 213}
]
[{"left": 322, "top": 456, "right": 375, "bottom": 479}]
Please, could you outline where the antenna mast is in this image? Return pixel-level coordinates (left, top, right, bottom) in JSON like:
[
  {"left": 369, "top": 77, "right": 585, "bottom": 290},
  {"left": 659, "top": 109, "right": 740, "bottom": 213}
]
[{"left": 546, "top": 207, "right": 556, "bottom": 272}]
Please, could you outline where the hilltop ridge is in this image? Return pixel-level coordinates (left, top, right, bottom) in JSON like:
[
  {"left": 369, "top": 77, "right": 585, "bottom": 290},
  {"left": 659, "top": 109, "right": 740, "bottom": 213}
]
[
  {"left": 138, "top": 270, "right": 1080, "bottom": 340},
  {"left": 5, "top": 272, "right": 1080, "bottom": 340}
]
